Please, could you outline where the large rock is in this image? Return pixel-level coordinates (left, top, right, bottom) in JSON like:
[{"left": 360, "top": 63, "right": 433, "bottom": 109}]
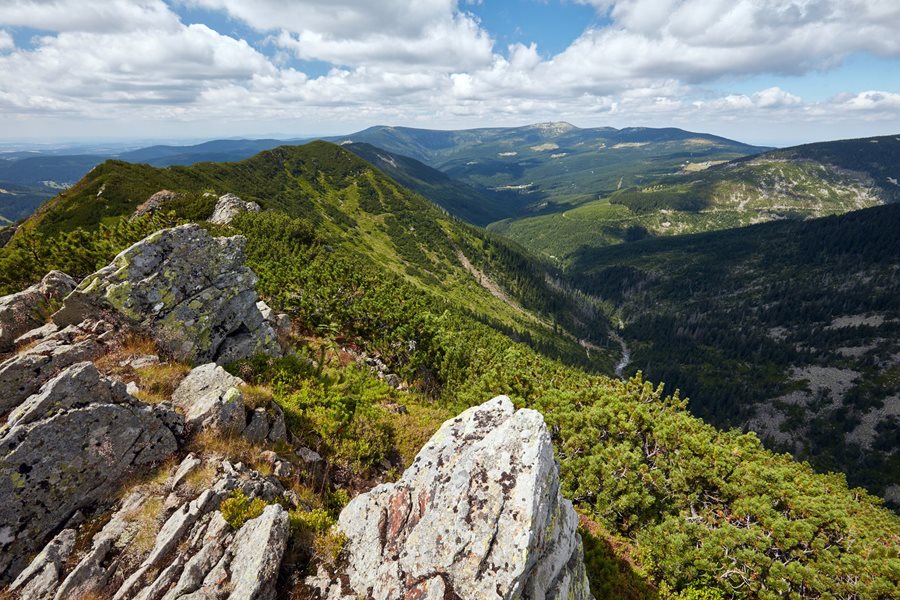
[
  {"left": 310, "top": 396, "right": 593, "bottom": 600},
  {"left": 0, "top": 362, "right": 180, "bottom": 582},
  {"left": 52, "top": 224, "right": 279, "bottom": 364},
  {"left": 18, "top": 457, "right": 290, "bottom": 600},
  {"left": 0, "top": 320, "right": 108, "bottom": 416},
  {"left": 209, "top": 193, "right": 261, "bottom": 225},
  {"left": 173, "top": 362, "right": 287, "bottom": 442},
  {"left": 131, "top": 189, "right": 178, "bottom": 220},
  {"left": 0, "top": 270, "right": 76, "bottom": 352}
]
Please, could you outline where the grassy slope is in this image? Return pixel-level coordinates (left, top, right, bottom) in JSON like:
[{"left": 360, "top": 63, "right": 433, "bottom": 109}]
[
  {"left": 494, "top": 152, "right": 887, "bottom": 262},
  {"left": 342, "top": 142, "right": 524, "bottom": 226},
  {"left": 15, "top": 141, "right": 615, "bottom": 371}
]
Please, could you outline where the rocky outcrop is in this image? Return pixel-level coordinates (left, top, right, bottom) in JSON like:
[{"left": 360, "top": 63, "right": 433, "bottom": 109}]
[
  {"left": 172, "top": 362, "right": 287, "bottom": 442},
  {"left": 0, "top": 270, "right": 76, "bottom": 352},
  {"left": 0, "top": 318, "right": 111, "bottom": 414},
  {"left": 15, "top": 456, "right": 290, "bottom": 600},
  {"left": 131, "top": 189, "right": 178, "bottom": 220},
  {"left": 309, "top": 395, "right": 593, "bottom": 600},
  {"left": 0, "top": 361, "right": 180, "bottom": 581},
  {"left": 52, "top": 224, "right": 280, "bottom": 364},
  {"left": 209, "top": 193, "right": 261, "bottom": 225}
]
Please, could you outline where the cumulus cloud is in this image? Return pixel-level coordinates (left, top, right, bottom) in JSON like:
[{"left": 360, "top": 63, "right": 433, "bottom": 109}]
[
  {"left": 0, "top": 29, "right": 13, "bottom": 51},
  {"left": 0, "top": 0, "right": 898, "bottom": 140},
  {"left": 0, "top": 0, "right": 180, "bottom": 33}
]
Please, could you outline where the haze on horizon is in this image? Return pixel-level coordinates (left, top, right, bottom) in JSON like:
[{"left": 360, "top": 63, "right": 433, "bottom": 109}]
[{"left": 1, "top": 0, "right": 899, "bottom": 148}]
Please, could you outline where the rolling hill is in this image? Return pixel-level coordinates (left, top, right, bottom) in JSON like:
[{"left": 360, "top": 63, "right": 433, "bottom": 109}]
[
  {"left": 341, "top": 142, "right": 522, "bottom": 226},
  {"left": 327, "top": 123, "right": 768, "bottom": 215},
  {"left": 492, "top": 134, "right": 899, "bottom": 261},
  {"left": 5, "top": 141, "right": 615, "bottom": 372},
  {"left": 0, "top": 139, "right": 307, "bottom": 223}
]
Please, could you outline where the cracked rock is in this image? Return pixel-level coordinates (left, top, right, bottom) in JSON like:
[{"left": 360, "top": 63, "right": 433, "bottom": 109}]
[
  {"left": 308, "top": 395, "right": 593, "bottom": 600},
  {"left": 52, "top": 224, "right": 279, "bottom": 364}
]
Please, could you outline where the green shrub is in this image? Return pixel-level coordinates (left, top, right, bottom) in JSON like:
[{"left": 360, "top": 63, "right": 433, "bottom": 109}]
[{"left": 220, "top": 490, "right": 267, "bottom": 529}]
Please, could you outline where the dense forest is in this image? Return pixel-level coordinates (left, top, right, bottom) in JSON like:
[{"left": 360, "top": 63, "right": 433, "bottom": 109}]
[{"left": 573, "top": 205, "right": 900, "bottom": 505}]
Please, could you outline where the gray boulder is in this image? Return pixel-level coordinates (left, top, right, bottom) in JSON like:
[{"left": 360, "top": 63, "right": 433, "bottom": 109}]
[
  {"left": 209, "top": 193, "right": 261, "bottom": 225},
  {"left": 172, "top": 362, "right": 287, "bottom": 443},
  {"left": 52, "top": 224, "right": 279, "bottom": 364},
  {"left": 0, "top": 362, "right": 179, "bottom": 582},
  {"left": 0, "top": 320, "right": 107, "bottom": 416},
  {"left": 310, "top": 395, "right": 593, "bottom": 600},
  {"left": 0, "top": 270, "right": 76, "bottom": 352},
  {"left": 131, "top": 189, "right": 178, "bottom": 220},
  {"left": 23, "top": 458, "right": 289, "bottom": 600}
]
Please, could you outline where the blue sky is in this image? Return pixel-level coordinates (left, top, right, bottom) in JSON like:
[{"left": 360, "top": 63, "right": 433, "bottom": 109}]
[{"left": 0, "top": 1, "right": 899, "bottom": 146}]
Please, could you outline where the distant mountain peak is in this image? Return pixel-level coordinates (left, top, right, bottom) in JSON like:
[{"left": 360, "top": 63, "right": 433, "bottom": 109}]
[{"left": 527, "top": 121, "right": 578, "bottom": 134}]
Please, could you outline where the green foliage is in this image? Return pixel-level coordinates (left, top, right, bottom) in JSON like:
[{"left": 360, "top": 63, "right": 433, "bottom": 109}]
[
  {"left": 7, "top": 139, "right": 899, "bottom": 598},
  {"left": 0, "top": 211, "right": 180, "bottom": 294},
  {"left": 573, "top": 204, "right": 900, "bottom": 502},
  {"left": 276, "top": 366, "right": 395, "bottom": 468},
  {"left": 220, "top": 490, "right": 267, "bottom": 529}
]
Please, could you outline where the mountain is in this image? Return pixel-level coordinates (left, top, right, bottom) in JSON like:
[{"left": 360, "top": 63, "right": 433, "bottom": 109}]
[
  {"left": 571, "top": 204, "right": 900, "bottom": 505},
  {"left": 0, "top": 139, "right": 306, "bottom": 223},
  {"left": 7, "top": 141, "right": 615, "bottom": 371},
  {"left": 0, "top": 139, "right": 897, "bottom": 598},
  {"left": 341, "top": 142, "right": 523, "bottom": 226},
  {"left": 326, "top": 123, "right": 768, "bottom": 216},
  {"left": 116, "top": 137, "right": 303, "bottom": 166}
]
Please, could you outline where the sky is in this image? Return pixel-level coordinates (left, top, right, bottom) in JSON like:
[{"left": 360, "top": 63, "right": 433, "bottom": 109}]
[{"left": 0, "top": 0, "right": 899, "bottom": 146}]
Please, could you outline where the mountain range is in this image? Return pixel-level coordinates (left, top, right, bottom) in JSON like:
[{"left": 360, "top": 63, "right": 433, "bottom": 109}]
[{"left": 1, "top": 133, "right": 898, "bottom": 598}]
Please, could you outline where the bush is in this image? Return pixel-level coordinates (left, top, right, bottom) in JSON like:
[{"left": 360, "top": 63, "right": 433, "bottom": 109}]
[{"left": 220, "top": 490, "right": 267, "bottom": 529}]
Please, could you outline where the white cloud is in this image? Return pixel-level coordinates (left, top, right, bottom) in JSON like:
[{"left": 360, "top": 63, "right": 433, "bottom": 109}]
[
  {"left": 0, "top": 0, "right": 898, "bottom": 142},
  {"left": 187, "top": 0, "right": 493, "bottom": 69},
  {"left": 0, "top": 29, "right": 13, "bottom": 51},
  {"left": 0, "top": 0, "right": 180, "bottom": 33}
]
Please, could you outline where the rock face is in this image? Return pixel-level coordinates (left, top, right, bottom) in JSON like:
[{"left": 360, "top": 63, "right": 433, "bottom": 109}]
[
  {"left": 0, "top": 318, "right": 110, "bottom": 415},
  {"left": 172, "top": 362, "right": 287, "bottom": 442},
  {"left": 0, "top": 270, "right": 76, "bottom": 351},
  {"left": 310, "top": 395, "right": 593, "bottom": 600},
  {"left": 131, "top": 189, "right": 179, "bottom": 220},
  {"left": 0, "top": 362, "right": 180, "bottom": 581},
  {"left": 52, "top": 224, "right": 280, "bottom": 363},
  {"left": 14, "top": 456, "right": 290, "bottom": 600},
  {"left": 209, "top": 192, "right": 261, "bottom": 225}
]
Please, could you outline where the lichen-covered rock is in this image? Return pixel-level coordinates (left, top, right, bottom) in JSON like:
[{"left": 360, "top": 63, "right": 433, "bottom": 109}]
[
  {"left": 209, "top": 192, "right": 261, "bottom": 225},
  {"left": 9, "top": 529, "right": 76, "bottom": 600},
  {"left": 0, "top": 320, "right": 108, "bottom": 416},
  {"left": 0, "top": 362, "right": 179, "bottom": 582},
  {"left": 25, "top": 458, "right": 289, "bottom": 600},
  {"left": 52, "top": 224, "right": 279, "bottom": 364},
  {"left": 309, "top": 395, "right": 593, "bottom": 600},
  {"left": 173, "top": 362, "right": 287, "bottom": 442},
  {"left": 131, "top": 189, "right": 178, "bottom": 220},
  {"left": 0, "top": 270, "right": 76, "bottom": 352}
]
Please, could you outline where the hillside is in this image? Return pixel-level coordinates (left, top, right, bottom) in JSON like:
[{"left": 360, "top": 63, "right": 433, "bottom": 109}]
[
  {"left": 0, "top": 147, "right": 897, "bottom": 598},
  {"left": 3, "top": 141, "right": 616, "bottom": 371},
  {"left": 342, "top": 142, "right": 523, "bottom": 226},
  {"left": 572, "top": 204, "right": 900, "bottom": 505},
  {"left": 493, "top": 135, "right": 897, "bottom": 261},
  {"left": 0, "top": 139, "right": 306, "bottom": 223},
  {"left": 327, "top": 123, "right": 767, "bottom": 214}
]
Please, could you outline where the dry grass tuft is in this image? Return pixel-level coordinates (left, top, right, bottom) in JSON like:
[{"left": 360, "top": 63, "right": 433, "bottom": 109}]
[
  {"left": 240, "top": 384, "right": 274, "bottom": 410},
  {"left": 133, "top": 362, "right": 192, "bottom": 404}
]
